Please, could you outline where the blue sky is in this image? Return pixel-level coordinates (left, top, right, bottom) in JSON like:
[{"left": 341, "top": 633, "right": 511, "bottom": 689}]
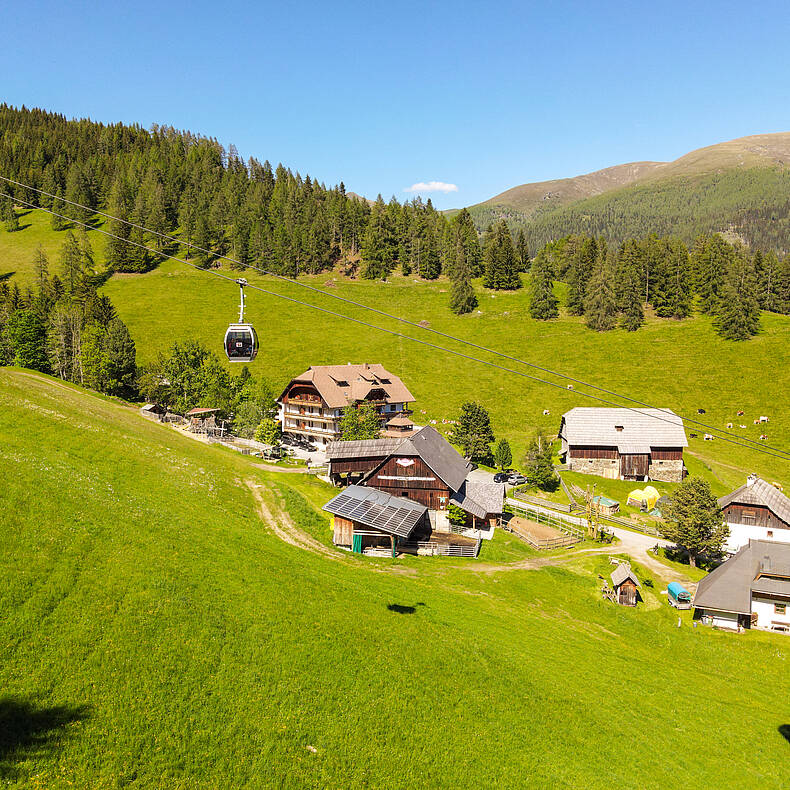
[{"left": 3, "top": 1, "right": 789, "bottom": 208}]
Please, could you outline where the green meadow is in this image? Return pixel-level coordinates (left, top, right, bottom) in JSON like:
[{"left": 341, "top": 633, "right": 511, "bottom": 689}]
[
  {"left": 3, "top": 210, "right": 789, "bottom": 494},
  {"left": 1, "top": 368, "right": 790, "bottom": 788}
]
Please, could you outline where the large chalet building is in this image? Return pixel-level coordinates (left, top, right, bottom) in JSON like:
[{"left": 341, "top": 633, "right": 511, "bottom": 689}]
[
  {"left": 278, "top": 364, "right": 415, "bottom": 447},
  {"left": 323, "top": 426, "right": 504, "bottom": 556},
  {"left": 719, "top": 475, "right": 790, "bottom": 554},
  {"left": 558, "top": 407, "right": 687, "bottom": 483}
]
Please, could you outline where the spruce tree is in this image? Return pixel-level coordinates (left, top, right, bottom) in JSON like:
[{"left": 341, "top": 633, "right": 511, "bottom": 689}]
[
  {"left": 483, "top": 221, "right": 520, "bottom": 290},
  {"left": 714, "top": 247, "right": 761, "bottom": 340},
  {"left": 105, "top": 177, "right": 133, "bottom": 272},
  {"left": 450, "top": 401, "right": 494, "bottom": 461},
  {"left": 59, "top": 232, "right": 83, "bottom": 294},
  {"left": 565, "top": 235, "right": 596, "bottom": 315},
  {"left": 694, "top": 234, "right": 732, "bottom": 314},
  {"left": 616, "top": 240, "right": 644, "bottom": 331},
  {"left": 515, "top": 229, "right": 530, "bottom": 272},
  {"left": 528, "top": 249, "right": 558, "bottom": 319},
  {"left": 653, "top": 239, "right": 693, "bottom": 318},
  {"left": 448, "top": 237, "right": 478, "bottom": 315},
  {"left": 584, "top": 249, "right": 618, "bottom": 331},
  {"left": 493, "top": 438, "right": 512, "bottom": 471}
]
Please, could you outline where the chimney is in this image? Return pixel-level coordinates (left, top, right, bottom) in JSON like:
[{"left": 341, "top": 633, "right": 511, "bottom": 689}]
[{"left": 746, "top": 473, "right": 758, "bottom": 487}]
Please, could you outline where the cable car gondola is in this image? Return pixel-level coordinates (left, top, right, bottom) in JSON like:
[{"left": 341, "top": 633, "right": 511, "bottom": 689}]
[{"left": 224, "top": 278, "right": 258, "bottom": 362}]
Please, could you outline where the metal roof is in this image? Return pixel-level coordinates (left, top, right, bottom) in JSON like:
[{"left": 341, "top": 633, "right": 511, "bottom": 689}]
[
  {"left": 322, "top": 484, "right": 427, "bottom": 539},
  {"left": 718, "top": 477, "right": 790, "bottom": 527},
  {"left": 611, "top": 564, "right": 641, "bottom": 588},
  {"left": 560, "top": 407, "right": 688, "bottom": 452},
  {"left": 693, "top": 540, "right": 790, "bottom": 615},
  {"left": 326, "top": 438, "right": 404, "bottom": 460},
  {"left": 751, "top": 576, "right": 790, "bottom": 597}
]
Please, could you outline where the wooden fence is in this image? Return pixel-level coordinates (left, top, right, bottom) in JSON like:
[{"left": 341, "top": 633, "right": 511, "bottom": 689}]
[{"left": 398, "top": 540, "right": 480, "bottom": 558}]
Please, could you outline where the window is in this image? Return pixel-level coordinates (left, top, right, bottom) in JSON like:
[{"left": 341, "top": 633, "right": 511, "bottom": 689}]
[
  {"left": 775, "top": 603, "right": 786, "bottom": 615},
  {"left": 336, "top": 380, "right": 348, "bottom": 387},
  {"left": 588, "top": 459, "right": 593, "bottom": 464},
  {"left": 615, "top": 425, "right": 624, "bottom": 432},
  {"left": 767, "top": 530, "right": 774, "bottom": 538}
]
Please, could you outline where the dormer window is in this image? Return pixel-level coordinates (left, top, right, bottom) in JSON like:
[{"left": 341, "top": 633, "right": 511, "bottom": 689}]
[
  {"left": 336, "top": 380, "right": 348, "bottom": 387},
  {"left": 615, "top": 425, "right": 624, "bottom": 432}
]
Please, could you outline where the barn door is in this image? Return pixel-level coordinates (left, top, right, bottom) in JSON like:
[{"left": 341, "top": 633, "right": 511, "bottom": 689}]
[{"left": 620, "top": 454, "right": 649, "bottom": 479}]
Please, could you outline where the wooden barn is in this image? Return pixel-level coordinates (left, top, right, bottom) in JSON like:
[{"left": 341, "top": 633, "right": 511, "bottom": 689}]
[
  {"left": 326, "top": 426, "right": 504, "bottom": 542},
  {"left": 559, "top": 407, "right": 687, "bottom": 483},
  {"left": 719, "top": 475, "right": 790, "bottom": 553},
  {"left": 323, "top": 485, "right": 429, "bottom": 556},
  {"left": 611, "top": 564, "right": 641, "bottom": 606}
]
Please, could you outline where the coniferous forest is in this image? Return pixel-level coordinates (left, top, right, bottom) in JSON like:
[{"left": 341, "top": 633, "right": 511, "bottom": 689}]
[{"left": 1, "top": 103, "right": 789, "bottom": 357}]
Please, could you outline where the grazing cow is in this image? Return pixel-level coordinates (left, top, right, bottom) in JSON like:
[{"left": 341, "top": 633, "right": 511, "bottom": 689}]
[
  {"left": 726, "top": 422, "right": 733, "bottom": 429},
  {"left": 737, "top": 410, "right": 744, "bottom": 416},
  {"left": 567, "top": 384, "right": 574, "bottom": 390},
  {"left": 759, "top": 434, "right": 768, "bottom": 441},
  {"left": 704, "top": 434, "right": 714, "bottom": 441},
  {"left": 754, "top": 419, "right": 760, "bottom": 425},
  {"left": 760, "top": 416, "right": 769, "bottom": 423},
  {"left": 697, "top": 408, "right": 706, "bottom": 414},
  {"left": 739, "top": 424, "right": 747, "bottom": 429},
  {"left": 543, "top": 409, "right": 550, "bottom": 415}
]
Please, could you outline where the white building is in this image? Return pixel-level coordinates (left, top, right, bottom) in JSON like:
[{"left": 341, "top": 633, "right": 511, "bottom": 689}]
[
  {"left": 718, "top": 475, "right": 790, "bottom": 554},
  {"left": 277, "top": 363, "right": 415, "bottom": 447},
  {"left": 693, "top": 540, "right": 790, "bottom": 633}
]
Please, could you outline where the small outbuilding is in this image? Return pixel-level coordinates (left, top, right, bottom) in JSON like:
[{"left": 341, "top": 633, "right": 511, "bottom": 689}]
[
  {"left": 592, "top": 495, "right": 620, "bottom": 516},
  {"left": 611, "top": 564, "right": 641, "bottom": 606}
]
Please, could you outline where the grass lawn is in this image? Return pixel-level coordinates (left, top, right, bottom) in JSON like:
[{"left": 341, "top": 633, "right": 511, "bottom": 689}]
[{"left": 2, "top": 369, "right": 790, "bottom": 788}]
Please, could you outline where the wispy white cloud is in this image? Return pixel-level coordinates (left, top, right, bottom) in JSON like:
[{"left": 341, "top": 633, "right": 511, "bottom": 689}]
[{"left": 404, "top": 181, "right": 459, "bottom": 194}]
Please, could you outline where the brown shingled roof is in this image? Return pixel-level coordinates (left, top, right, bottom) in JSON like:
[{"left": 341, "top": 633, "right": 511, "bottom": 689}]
[
  {"left": 280, "top": 364, "right": 415, "bottom": 409},
  {"left": 718, "top": 477, "right": 790, "bottom": 527}
]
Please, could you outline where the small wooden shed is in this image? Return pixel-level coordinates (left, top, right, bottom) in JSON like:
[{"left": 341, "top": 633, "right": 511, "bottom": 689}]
[
  {"left": 611, "top": 564, "right": 641, "bottom": 607},
  {"left": 593, "top": 495, "right": 620, "bottom": 516}
]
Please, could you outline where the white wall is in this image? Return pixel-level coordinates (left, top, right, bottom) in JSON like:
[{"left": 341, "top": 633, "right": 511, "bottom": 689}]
[
  {"left": 725, "top": 522, "right": 790, "bottom": 554},
  {"left": 700, "top": 610, "right": 740, "bottom": 630},
  {"left": 752, "top": 596, "right": 790, "bottom": 632}
]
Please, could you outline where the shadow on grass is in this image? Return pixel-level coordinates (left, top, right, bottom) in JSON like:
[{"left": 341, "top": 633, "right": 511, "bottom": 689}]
[
  {"left": 0, "top": 271, "right": 14, "bottom": 282},
  {"left": 387, "top": 603, "right": 426, "bottom": 615},
  {"left": 780, "top": 724, "right": 790, "bottom": 744},
  {"left": 661, "top": 545, "right": 721, "bottom": 572},
  {"left": 0, "top": 697, "right": 90, "bottom": 779}
]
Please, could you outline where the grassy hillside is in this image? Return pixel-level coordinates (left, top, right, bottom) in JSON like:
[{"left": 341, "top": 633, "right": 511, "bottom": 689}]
[
  {"left": 2, "top": 368, "right": 790, "bottom": 788},
  {"left": 465, "top": 133, "right": 790, "bottom": 251},
  {"left": 2, "top": 211, "right": 790, "bottom": 494}
]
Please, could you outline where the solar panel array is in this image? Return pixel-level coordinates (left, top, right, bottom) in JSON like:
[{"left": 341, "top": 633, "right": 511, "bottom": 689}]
[{"left": 324, "top": 487, "right": 426, "bottom": 538}]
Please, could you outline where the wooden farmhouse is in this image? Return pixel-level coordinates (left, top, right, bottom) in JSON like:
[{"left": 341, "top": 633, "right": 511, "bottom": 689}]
[
  {"left": 693, "top": 540, "right": 790, "bottom": 633},
  {"left": 325, "top": 426, "right": 504, "bottom": 552},
  {"left": 611, "top": 564, "right": 641, "bottom": 606},
  {"left": 719, "top": 475, "right": 790, "bottom": 554},
  {"left": 278, "top": 363, "right": 415, "bottom": 447},
  {"left": 559, "top": 407, "right": 687, "bottom": 482}
]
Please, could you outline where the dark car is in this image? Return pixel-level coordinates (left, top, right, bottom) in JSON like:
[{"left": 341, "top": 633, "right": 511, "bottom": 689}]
[{"left": 493, "top": 472, "right": 509, "bottom": 483}]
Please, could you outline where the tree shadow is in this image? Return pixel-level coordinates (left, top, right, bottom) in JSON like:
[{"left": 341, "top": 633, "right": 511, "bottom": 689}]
[
  {"left": 780, "top": 724, "right": 790, "bottom": 744},
  {"left": 387, "top": 602, "right": 426, "bottom": 615},
  {"left": 0, "top": 697, "right": 90, "bottom": 778},
  {"left": 0, "top": 271, "right": 14, "bottom": 282}
]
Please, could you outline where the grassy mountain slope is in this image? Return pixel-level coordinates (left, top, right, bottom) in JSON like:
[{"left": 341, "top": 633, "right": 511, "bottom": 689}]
[
  {"left": 467, "top": 133, "right": 790, "bottom": 250},
  {"left": 2, "top": 368, "right": 790, "bottom": 788},
  {"left": 2, "top": 210, "right": 790, "bottom": 491}
]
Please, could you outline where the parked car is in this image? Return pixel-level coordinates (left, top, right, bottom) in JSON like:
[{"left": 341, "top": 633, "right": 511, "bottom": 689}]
[
  {"left": 493, "top": 472, "right": 510, "bottom": 483},
  {"left": 507, "top": 473, "right": 527, "bottom": 486}
]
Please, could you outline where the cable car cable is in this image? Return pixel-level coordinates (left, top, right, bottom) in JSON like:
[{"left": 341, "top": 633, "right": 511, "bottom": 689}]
[
  {"left": 3, "top": 189, "right": 789, "bottom": 463},
  {"left": 0, "top": 173, "right": 780, "bottom": 454}
]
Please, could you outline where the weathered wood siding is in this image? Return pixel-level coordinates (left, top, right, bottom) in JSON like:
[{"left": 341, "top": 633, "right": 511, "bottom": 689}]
[
  {"left": 651, "top": 447, "right": 683, "bottom": 461},
  {"left": 620, "top": 453, "right": 649, "bottom": 478},
  {"left": 569, "top": 446, "right": 618, "bottom": 459},
  {"left": 367, "top": 456, "right": 451, "bottom": 509},
  {"left": 333, "top": 515, "right": 354, "bottom": 546},
  {"left": 329, "top": 457, "right": 389, "bottom": 476},
  {"left": 724, "top": 504, "right": 789, "bottom": 530}
]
